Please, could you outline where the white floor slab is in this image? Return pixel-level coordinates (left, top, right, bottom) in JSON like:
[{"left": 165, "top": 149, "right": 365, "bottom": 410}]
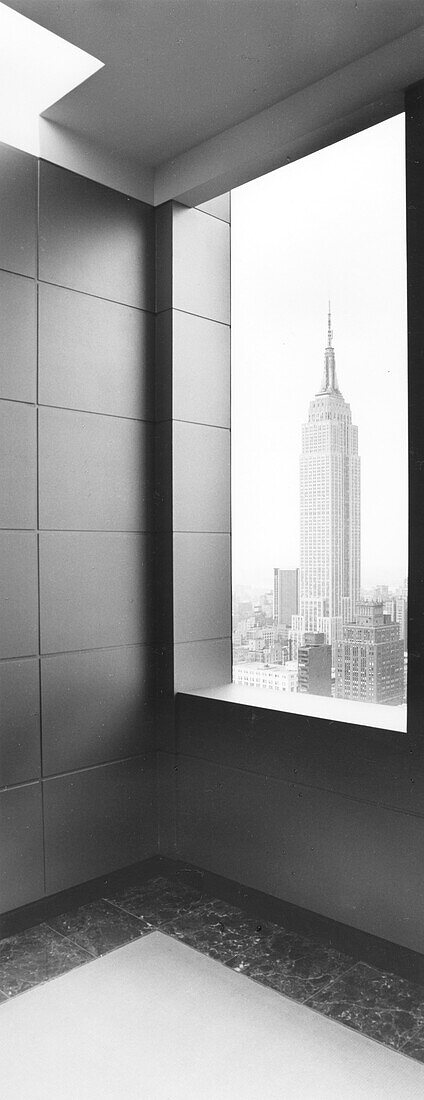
[{"left": 0, "top": 930, "right": 423, "bottom": 1099}]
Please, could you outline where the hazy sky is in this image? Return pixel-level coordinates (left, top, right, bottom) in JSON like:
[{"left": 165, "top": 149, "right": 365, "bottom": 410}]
[{"left": 231, "top": 114, "right": 408, "bottom": 593}]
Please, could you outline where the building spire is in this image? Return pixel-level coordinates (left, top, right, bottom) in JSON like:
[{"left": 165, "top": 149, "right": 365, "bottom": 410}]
[
  {"left": 327, "top": 300, "right": 333, "bottom": 348},
  {"left": 318, "top": 300, "right": 340, "bottom": 395}
]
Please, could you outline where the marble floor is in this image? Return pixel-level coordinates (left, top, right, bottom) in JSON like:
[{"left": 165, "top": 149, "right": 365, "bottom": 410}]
[
  {"left": 1, "top": 864, "right": 424, "bottom": 1067},
  {"left": 2, "top": 932, "right": 424, "bottom": 1099}
]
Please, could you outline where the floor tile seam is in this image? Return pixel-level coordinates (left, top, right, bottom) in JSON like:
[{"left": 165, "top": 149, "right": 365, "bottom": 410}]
[
  {"left": 102, "top": 892, "right": 206, "bottom": 927},
  {"left": 0, "top": 952, "right": 103, "bottom": 1007},
  {"left": 399, "top": 1021, "right": 424, "bottom": 1051},
  {"left": 299, "top": 956, "right": 424, "bottom": 1008},
  {"left": 156, "top": 932, "right": 422, "bottom": 1063},
  {"left": 0, "top": 927, "right": 161, "bottom": 1007},
  {"left": 164, "top": 923, "right": 354, "bottom": 975},
  {"left": 3, "top": 942, "right": 416, "bottom": 1067},
  {"left": 1, "top": 928, "right": 422, "bottom": 1068},
  {"left": 100, "top": 896, "right": 157, "bottom": 926},
  {"left": 43, "top": 922, "right": 98, "bottom": 960},
  {"left": 285, "top": 986, "right": 424, "bottom": 1063},
  {"left": 222, "top": 953, "right": 424, "bottom": 1065},
  {"left": 48, "top": 922, "right": 158, "bottom": 966},
  {"left": 156, "top": 928, "right": 235, "bottom": 969},
  {"left": 222, "top": 958, "right": 329, "bottom": 1007},
  {"left": 301, "top": 961, "right": 360, "bottom": 1007}
]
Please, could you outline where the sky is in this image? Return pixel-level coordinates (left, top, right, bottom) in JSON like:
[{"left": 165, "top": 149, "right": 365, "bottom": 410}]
[{"left": 231, "top": 113, "right": 408, "bottom": 594}]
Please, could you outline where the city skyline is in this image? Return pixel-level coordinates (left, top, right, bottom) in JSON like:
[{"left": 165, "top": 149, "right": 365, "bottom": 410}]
[
  {"left": 231, "top": 114, "right": 408, "bottom": 593},
  {"left": 233, "top": 304, "right": 406, "bottom": 709}
]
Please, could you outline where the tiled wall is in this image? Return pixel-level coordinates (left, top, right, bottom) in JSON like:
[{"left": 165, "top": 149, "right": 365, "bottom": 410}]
[
  {"left": 174, "top": 695, "right": 424, "bottom": 954},
  {"left": 155, "top": 198, "right": 232, "bottom": 698},
  {"left": 155, "top": 197, "right": 231, "bottom": 851},
  {"left": 0, "top": 146, "right": 157, "bottom": 910}
]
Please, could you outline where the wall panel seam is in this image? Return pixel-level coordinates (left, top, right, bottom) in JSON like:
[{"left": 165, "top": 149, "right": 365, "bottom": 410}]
[
  {"left": 0, "top": 397, "right": 36, "bottom": 408},
  {"left": 156, "top": 305, "right": 230, "bottom": 328},
  {"left": 0, "top": 266, "right": 35, "bottom": 283},
  {"left": 42, "top": 750, "right": 156, "bottom": 784},
  {"left": 175, "top": 751, "right": 421, "bottom": 821},
  {"left": 38, "top": 403, "right": 155, "bottom": 426},
  {"left": 0, "top": 778, "right": 42, "bottom": 794},
  {"left": 156, "top": 417, "right": 230, "bottom": 430},
  {"left": 195, "top": 208, "right": 230, "bottom": 225},
  {"left": 37, "top": 277, "right": 156, "bottom": 316},
  {"left": 173, "top": 419, "right": 230, "bottom": 432}
]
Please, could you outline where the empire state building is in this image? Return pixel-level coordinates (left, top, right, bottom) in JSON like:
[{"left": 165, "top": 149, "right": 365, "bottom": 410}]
[{"left": 299, "top": 306, "right": 360, "bottom": 649}]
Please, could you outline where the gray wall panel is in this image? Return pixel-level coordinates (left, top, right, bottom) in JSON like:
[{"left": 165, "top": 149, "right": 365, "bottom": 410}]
[
  {"left": 196, "top": 194, "right": 231, "bottom": 222},
  {"left": 173, "top": 532, "right": 231, "bottom": 643},
  {"left": 39, "top": 162, "right": 155, "bottom": 309},
  {"left": 41, "top": 646, "right": 155, "bottom": 775},
  {"left": 43, "top": 756, "right": 157, "bottom": 893},
  {"left": 0, "top": 784, "right": 44, "bottom": 913},
  {"left": 39, "top": 283, "right": 154, "bottom": 420},
  {"left": 177, "top": 755, "right": 424, "bottom": 954},
  {"left": 153, "top": 535, "right": 174, "bottom": 646},
  {"left": 176, "top": 696, "right": 416, "bottom": 815},
  {"left": 172, "top": 205, "right": 230, "bottom": 324},
  {"left": 173, "top": 421, "right": 230, "bottom": 532},
  {"left": 0, "top": 272, "right": 36, "bottom": 403},
  {"left": 0, "top": 402, "right": 37, "bottom": 528},
  {"left": 39, "top": 407, "right": 153, "bottom": 532},
  {"left": 0, "top": 659, "right": 40, "bottom": 787},
  {"left": 155, "top": 310, "right": 231, "bottom": 428},
  {"left": 154, "top": 421, "right": 172, "bottom": 535},
  {"left": 39, "top": 532, "right": 153, "bottom": 653},
  {"left": 0, "top": 532, "right": 38, "bottom": 659},
  {"left": 172, "top": 310, "right": 230, "bottom": 427},
  {"left": 155, "top": 310, "right": 173, "bottom": 421},
  {"left": 157, "top": 750, "right": 177, "bottom": 856},
  {"left": 0, "top": 145, "right": 37, "bottom": 277},
  {"left": 155, "top": 203, "right": 173, "bottom": 314},
  {"left": 174, "top": 639, "right": 232, "bottom": 693},
  {"left": 0, "top": 147, "right": 158, "bottom": 914}
]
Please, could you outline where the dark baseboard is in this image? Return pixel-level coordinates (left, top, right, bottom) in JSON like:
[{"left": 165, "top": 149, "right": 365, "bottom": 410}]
[
  {"left": 2, "top": 854, "right": 423, "bottom": 987},
  {"left": 167, "top": 853, "right": 422, "bottom": 985},
  {"left": 171, "top": 860, "right": 424, "bottom": 986},
  {"left": 0, "top": 856, "right": 165, "bottom": 939}
]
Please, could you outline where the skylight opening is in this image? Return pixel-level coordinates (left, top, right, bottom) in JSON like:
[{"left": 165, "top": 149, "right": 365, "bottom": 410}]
[{"left": 0, "top": 2, "right": 103, "bottom": 155}]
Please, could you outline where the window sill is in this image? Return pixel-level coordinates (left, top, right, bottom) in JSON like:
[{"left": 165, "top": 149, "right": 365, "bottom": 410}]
[{"left": 180, "top": 683, "right": 407, "bottom": 734}]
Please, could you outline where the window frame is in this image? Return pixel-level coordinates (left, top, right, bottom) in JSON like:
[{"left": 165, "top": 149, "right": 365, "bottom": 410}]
[{"left": 174, "top": 83, "right": 423, "bottom": 748}]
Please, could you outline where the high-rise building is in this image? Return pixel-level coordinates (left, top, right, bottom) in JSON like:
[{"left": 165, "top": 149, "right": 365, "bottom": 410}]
[
  {"left": 273, "top": 567, "right": 299, "bottom": 627},
  {"left": 299, "top": 306, "right": 361, "bottom": 652},
  {"left": 395, "top": 594, "right": 408, "bottom": 650},
  {"left": 298, "top": 632, "right": 332, "bottom": 696},
  {"left": 335, "top": 601, "right": 404, "bottom": 705},
  {"left": 289, "top": 613, "right": 305, "bottom": 661}
]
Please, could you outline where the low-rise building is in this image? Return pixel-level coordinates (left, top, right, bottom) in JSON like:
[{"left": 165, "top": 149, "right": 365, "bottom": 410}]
[{"left": 233, "top": 662, "right": 298, "bottom": 692}]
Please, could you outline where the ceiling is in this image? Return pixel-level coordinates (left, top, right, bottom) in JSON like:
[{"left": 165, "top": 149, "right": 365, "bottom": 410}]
[
  {"left": 6, "top": 0, "right": 424, "bottom": 168},
  {"left": 4, "top": 0, "right": 422, "bottom": 163}
]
